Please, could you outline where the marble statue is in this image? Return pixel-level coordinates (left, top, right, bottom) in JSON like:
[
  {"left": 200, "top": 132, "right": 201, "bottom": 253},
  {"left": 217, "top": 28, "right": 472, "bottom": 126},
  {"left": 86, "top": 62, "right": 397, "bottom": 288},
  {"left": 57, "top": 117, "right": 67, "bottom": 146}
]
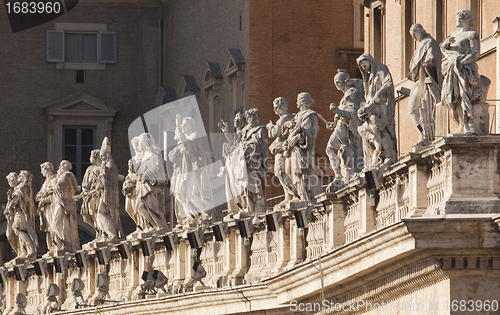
[
  {"left": 169, "top": 115, "right": 213, "bottom": 228},
  {"left": 96, "top": 137, "right": 124, "bottom": 242},
  {"left": 266, "top": 97, "right": 298, "bottom": 206},
  {"left": 36, "top": 162, "right": 56, "bottom": 252},
  {"left": 356, "top": 54, "right": 397, "bottom": 175},
  {"left": 52, "top": 161, "right": 80, "bottom": 252},
  {"left": 408, "top": 23, "right": 442, "bottom": 145},
  {"left": 326, "top": 70, "right": 364, "bottom": 192},
  {"left": 239, "top": 108, "right": 267, "bottom": 214},
  {"left": 440, "top": 9, "right": 491, "bottom": 135},
  {"left": 74, "top": 150, "right": 101, "bottom": 237},
  {"left": 123, "top": 133, "right": 169, "bottom": 235},
  {"left": 4, "top": 171, "right": 38, "bottom": 260},
  {"left": 282, "top": 93, "right": 322, "bottom": 202},
  {"left": 218, "top": 111, "right": 248, "bottom": 215}
]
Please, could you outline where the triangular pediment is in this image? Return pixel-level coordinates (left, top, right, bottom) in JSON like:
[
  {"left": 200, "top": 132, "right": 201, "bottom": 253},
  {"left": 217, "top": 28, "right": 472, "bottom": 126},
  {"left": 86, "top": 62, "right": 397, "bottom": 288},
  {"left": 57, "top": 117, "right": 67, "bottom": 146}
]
[
  {"left": 224, "top": 48, "right": 245, "bottom": 78},
  {"left": 200, "top": 62, "right": 222, "bottom": 91},
  {"left": 65, "top": 101, "right": 100, "bottom": 111},
  {"left": 43, "top": 91, "right": 117, "bottom": 116},
  {"left": 178, "top": 75, "right": 200, "bottom": 98}
]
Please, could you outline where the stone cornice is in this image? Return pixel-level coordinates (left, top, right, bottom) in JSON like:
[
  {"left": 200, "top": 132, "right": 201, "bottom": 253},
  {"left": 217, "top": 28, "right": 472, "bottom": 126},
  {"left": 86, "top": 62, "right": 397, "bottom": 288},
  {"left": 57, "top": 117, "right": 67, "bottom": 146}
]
[{"left": 263, "top": 215, "right": 500, "bottom": 305}]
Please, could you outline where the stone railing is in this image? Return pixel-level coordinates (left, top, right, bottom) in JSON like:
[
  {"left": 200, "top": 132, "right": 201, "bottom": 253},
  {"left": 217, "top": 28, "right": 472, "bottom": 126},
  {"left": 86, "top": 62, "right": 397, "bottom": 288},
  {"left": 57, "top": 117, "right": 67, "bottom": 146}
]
[{"left": 1, "top": 136, "right": 500, "bottom": 314}]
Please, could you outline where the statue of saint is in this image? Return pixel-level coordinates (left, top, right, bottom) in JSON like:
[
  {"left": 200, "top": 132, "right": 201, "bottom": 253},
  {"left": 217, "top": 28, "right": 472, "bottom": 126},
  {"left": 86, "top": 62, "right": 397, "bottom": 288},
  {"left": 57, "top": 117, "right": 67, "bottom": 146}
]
[
  {"left": 326, "top": 70, "right": 364, "bottom": 191},
  {"left": 123, "top": 134, "right": 168, "bottom": 234},
  {"left": 74, "top": 150, "right": 102, "bottom": 240},
  {"left": 169, "top": 116, "right": 213, "bottom": 227},
  {"left": 36, "top": 162, "right": 56, "bottom": 252},
  {"left": 5, "top": 171, "right": 38, "bottom": 260},
  {"left": 283, "top": 93, "right": 322, "bottom": 201},
  {"left": 356, "top": 54, "right": 397, "bottom": 175},
  {"left": 218, "top": 111, "right": 248, "bottom": 215},
  {"left": 408, "top": 23, "right": 442, "bottom": 144},
  {"left": 240, "top": 108, "right": 267, "bottom": 214},
  {"left": 96, "top": 137, "right": 124, "bottom": 242},
  {"left": 52, "top": 161, "right": 80, "bottom": 252},
  {"left": 440, "top": 9, "right": 490, "bottom": 135},
  {"left": 266, "top": 97, "right": 297, "bottom": 206}
]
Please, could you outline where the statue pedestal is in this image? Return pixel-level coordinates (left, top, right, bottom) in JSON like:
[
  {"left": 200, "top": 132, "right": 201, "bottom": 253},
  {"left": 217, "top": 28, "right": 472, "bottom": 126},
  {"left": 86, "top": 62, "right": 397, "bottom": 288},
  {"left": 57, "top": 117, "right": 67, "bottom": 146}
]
[
  {"left": 284, "top": 200, "right": 310, "bottom": 210},
  {"left": 126, "top": 231, "right": 153, "bottom": 240},
  {"left": 5, "top": 258, "right": 27, "bottom": 268},
  {"left": 82, "top": 240, "right": 118, "bottom": 251},
  {"left": 42, "top": 250, "right": 68, "bottom": 258}
]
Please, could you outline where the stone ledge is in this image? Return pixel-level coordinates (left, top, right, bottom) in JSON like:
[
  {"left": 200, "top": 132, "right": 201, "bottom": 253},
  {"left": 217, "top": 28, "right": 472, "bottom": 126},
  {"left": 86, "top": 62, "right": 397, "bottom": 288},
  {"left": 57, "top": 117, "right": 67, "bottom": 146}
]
[{"left": 263, "top": 215, "right": 500, "bottom": 305}]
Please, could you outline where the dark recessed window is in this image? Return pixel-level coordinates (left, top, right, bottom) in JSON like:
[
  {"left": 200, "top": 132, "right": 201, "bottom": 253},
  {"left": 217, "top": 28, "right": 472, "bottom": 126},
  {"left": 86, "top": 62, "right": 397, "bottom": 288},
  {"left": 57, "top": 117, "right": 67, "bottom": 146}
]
[
  {"left": 76, "top": 70, "right": 85, "bottom": 83},
  {"left": 63, "top": 126, "right": 97, "bottom": 183}
]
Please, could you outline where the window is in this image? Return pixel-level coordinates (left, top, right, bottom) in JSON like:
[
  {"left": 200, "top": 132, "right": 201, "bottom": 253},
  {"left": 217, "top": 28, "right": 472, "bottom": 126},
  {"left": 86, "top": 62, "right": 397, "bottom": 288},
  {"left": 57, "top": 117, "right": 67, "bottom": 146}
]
[
  {"left": 470, "top": 0, "right": 481, "bottom": 38},
  {"left": 43, "top": 92, "right": 117, "bottom": 178},
  {"left": 63, "top": 126, "right": 97, "bottom": 183},
  {"left": 373, "top": 6, "right": 383, "bottom": 62},
  {"left": 435, "top": 0, "right": 444, "bottom": 44},
  {"left": 65, "top": 33, "right": 98, "bottom": 63},
  {"left": 47, "top": 30, "right": 116, "bottom": 64},
  {"left": 403, "top": 0, "right": 415, "bottom": 76},
  {"left": 353, "top": 0, "right": 365, "bottom": 49}
]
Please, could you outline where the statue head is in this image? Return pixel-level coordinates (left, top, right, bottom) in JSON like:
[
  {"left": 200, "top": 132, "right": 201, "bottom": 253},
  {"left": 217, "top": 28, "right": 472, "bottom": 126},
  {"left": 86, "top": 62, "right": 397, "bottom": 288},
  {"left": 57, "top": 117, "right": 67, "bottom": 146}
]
[
  {"left": 90, "top": 149, "right": 102, "bottom": 166},
  {"left": 18, "top": 170, "right": 32, "bottom": 186},
  {"left": 409, "top": 24, "right": 427, "bottom": 42},
  {"left": 234, "top": 111, "right": 247, "bottom": 131},
  {"left": 334, "top": 69, "right": 351, "bottom": 93},
  {"left": 273, "top": 97, "right": 288, "bottom": 116},
  {"left": 59, "top": 160, "right": 72, "bottom": 173},
  {"left": 131, "top": 137, "right": 142, "bottom": 155},
  {"left": 297, "top": 92, "right": 314, "bottom": 110},
  {"left": 100, "top": 137, "right": 112, "bottom": 164},
  {"left": 6, "top": 172, "right": 18, "bottom": 188},
  {"left": 40, "top": 162, "right": 54, "bottom": 178},
  {"left": 456, "top": 9, "right": 473, "bottom": 28},
  {"left": 245, "top": 108, "right": 260, "bottom": 127},
  {"left": 356, "top": 53, "right": 375, "bottom": 74},
  {"left": 181, "top": 117, "right": 196, "bottom": 136}
]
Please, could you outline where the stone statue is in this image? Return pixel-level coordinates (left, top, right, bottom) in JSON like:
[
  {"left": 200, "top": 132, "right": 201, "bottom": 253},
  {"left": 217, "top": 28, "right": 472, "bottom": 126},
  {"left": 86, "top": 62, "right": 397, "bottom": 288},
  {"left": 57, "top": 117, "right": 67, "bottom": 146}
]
[
  {"left": 440, "top": 9, "right": 491, "bottom": 135},
  {"left": 52, "top": 161, "right": 80, "bottom": 252},
  {"left": 74, "top": 150, "right": 101, "bottom": 238},
  {"left": 123, "top": 133, "right": 169, "bottom": 235},
  {"left": 326, "top": 70, "right": 364, "bottom": 192},
  {"left": 356, "top": 53, "right": 397, "bottom": 176},
  {"left": 96, "top": 137, "right": 124, "bottom": 242},
  {"left": 218, "top": 111, "right": 248, "bottom": 216},
  {"left": 239, "top": 108, "right": 267, "bottom": 214},
  {"left": 282, "top": 93, "right": 322, "bottom": 202},
  {"left": 4, "top": 171, "right": 38, "bottom": 260},
  {"left": 266, "top": 97, "right": 298, "bottom": 206},
  {"left": 5, "top": 172, "right": 20, "bottom": 257},
  {"left": 36, "top": 162, "right": 56, "bottom": 252},
  {"left": 408, "top": 23, "right": 442, "bottom": 145},
  {"left": 169, "top": 115, "right": 213, "bottom": 228}
]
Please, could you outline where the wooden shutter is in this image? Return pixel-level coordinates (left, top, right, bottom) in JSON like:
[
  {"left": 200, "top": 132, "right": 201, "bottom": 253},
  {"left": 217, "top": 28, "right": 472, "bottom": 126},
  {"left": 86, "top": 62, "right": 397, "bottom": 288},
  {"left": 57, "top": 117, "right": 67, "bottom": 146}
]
[
  {"left": 46, "top": 30, "right": 64, "bottom": 62},
  {"left": 98, "top": 31, "right": 117, "bottom": 64}
]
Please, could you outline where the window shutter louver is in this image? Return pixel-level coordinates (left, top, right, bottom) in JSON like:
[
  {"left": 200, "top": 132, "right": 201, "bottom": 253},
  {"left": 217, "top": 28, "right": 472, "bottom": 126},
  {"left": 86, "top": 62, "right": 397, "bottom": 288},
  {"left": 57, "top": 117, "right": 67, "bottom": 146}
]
[
  {"left": 46, "top": 30, "right": 65, "bottom": 62},
  {"left": 98, "top": 31, "right": 117, "bottom": 64}
]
